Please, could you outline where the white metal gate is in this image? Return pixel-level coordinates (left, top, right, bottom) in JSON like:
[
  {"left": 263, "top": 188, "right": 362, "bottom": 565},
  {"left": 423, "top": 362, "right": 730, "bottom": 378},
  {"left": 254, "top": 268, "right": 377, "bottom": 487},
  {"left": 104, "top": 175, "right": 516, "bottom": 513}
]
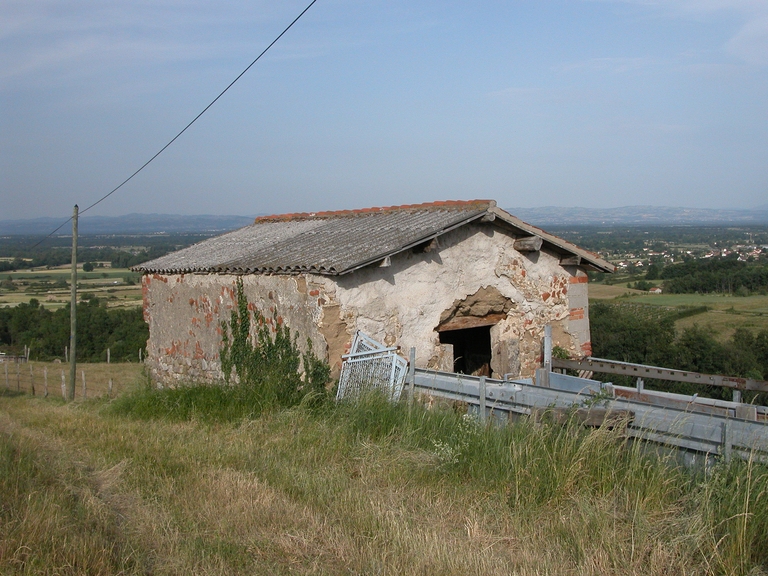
[{"left": 336, "top": 332, "right": 408, "bottom": 401}]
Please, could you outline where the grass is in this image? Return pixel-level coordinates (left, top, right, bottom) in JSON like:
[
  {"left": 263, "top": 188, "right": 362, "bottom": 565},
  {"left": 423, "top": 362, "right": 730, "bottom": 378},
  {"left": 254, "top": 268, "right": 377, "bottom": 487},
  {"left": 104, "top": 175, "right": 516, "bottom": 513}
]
[
  {"left": 2, "top": 361, "right": 144, "bottom": 399},
  {"left": 3, "top": 381, "right": 768, "bottom": 575}
]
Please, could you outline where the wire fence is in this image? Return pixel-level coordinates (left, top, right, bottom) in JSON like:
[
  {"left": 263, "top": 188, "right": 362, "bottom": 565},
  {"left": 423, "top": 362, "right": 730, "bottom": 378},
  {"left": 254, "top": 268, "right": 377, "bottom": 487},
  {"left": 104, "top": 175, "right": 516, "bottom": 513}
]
[{"left": 1, "top": 360, "right": 144, "bottom": 400}]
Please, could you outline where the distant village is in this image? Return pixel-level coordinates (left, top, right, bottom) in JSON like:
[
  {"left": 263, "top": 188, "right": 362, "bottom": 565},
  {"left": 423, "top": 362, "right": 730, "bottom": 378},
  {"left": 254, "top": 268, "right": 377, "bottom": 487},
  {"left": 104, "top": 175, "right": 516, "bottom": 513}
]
[{"left": 607, "top": 242, "right": 768, "bottom": 272}]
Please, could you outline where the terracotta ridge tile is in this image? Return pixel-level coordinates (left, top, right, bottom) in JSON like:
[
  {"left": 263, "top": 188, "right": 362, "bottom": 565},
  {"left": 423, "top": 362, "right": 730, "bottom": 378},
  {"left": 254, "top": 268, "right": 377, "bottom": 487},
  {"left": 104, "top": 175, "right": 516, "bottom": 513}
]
[{"left": 253, "top": 199, "right": 495, "bottom": 223}]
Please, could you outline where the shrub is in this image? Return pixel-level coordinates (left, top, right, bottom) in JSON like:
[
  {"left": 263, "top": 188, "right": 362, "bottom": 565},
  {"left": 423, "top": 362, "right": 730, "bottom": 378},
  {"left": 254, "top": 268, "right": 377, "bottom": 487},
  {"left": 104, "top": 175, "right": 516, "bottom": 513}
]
[{"left": 219, "top": 278, "right": 330, "bottom": 410}]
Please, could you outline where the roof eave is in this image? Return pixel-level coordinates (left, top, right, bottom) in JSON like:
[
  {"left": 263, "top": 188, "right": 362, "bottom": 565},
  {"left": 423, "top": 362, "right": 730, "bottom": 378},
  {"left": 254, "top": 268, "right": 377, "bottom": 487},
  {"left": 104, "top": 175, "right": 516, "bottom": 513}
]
[{"left": 489, "top": 206, "right": 616, "bottom": 273}]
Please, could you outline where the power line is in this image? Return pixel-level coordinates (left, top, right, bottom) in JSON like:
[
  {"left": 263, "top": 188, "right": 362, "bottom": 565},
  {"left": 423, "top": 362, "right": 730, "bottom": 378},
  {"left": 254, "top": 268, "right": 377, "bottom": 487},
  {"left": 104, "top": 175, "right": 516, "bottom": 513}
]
[{"left": 34, "top": 0, "right": 319, "bottom": 246}]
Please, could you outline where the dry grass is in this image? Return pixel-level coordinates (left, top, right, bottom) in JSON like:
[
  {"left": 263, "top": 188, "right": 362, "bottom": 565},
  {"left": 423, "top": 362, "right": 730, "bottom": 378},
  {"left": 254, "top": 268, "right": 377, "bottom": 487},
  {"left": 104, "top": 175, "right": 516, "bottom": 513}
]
[
  {"left": 1, "top": 361, "right": 144, "bottom": 399},
  {"left": 2, "top": 388, "right": 767, "bottom": 575}
]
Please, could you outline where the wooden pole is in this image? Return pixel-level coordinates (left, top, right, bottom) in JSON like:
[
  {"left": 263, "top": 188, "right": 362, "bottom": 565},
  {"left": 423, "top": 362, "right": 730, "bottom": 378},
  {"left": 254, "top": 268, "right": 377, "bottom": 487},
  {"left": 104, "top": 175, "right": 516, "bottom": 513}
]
[
  {"left": 107, "top": 348, "right": 110, "bottom": 364},
  {"left": 29, "top": 365, "right": 35, "bottom": 396},
  {"left": 60, "top": 371, "right": 66, "bottom": 400},
  {"left": 4, "top": 362, "right": 8, "bottom": 390},
  {"left": 81, "top": 370, "right": 86, "bottom": 399},
  {"left": 44, "top": 367, "right": 49, "bottom": 398},
  {"left": 69, "top": 204, "right": 78, "bottom": 401},
  {"left": 16, "top": 361, "right": 20, "bottom": 392},
  {"left": 108, "top": 378, "right": 113, "bottom": 397}
]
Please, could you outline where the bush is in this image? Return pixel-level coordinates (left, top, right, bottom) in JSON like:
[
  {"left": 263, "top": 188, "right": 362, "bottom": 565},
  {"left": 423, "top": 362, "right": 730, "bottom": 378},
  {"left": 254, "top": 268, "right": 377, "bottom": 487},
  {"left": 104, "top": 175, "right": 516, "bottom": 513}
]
[{"left": 219, "top": 278, "right": 330, "bottom": 410}]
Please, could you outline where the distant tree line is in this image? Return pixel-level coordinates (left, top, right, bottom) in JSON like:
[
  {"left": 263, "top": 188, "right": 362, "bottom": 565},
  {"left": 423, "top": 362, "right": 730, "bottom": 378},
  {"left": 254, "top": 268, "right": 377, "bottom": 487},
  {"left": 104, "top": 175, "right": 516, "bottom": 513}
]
[
  {"left": 553, "top": 225, "right": 768, "bottom": 255},
  {"left": 590, "top": 302, "right": 768, "bottom": 401},
  {"left": 654, "top": 255, "right": 768, "bottom": 295},
  {"left": 0, "top": 247, "right": 170, "bottom": 272},
  {"left": 0, "top": 297, "right": 147, "bottom": 362}
]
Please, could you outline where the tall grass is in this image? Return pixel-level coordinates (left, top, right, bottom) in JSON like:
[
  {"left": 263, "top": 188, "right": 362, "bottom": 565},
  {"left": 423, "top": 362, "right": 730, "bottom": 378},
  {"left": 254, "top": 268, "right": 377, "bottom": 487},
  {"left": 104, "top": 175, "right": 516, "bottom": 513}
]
[{"left": 3, "top": 385, "right": 768, "bottom": 574}]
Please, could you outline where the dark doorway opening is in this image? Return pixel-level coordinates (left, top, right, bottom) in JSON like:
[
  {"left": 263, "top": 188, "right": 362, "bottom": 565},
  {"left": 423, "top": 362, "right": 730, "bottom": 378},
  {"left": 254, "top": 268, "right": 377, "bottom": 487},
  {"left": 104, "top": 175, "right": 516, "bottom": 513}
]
[{"left": 439, "top": 325, "right": 492, "bottom": 375}]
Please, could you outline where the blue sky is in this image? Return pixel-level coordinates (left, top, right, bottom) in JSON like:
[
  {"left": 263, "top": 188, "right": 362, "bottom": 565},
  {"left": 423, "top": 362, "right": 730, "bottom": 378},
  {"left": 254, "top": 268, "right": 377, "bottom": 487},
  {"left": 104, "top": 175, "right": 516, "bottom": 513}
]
[{"left": 2, "top": 0, "right": 767, "bottom": 219}]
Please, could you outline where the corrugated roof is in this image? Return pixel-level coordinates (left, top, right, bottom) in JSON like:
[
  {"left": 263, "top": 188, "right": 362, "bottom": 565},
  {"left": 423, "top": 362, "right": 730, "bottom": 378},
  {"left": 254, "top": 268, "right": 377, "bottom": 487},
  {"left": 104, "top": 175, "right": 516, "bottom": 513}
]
[{"left": 134, "top": 200, "right": 615, "bottom": 275}]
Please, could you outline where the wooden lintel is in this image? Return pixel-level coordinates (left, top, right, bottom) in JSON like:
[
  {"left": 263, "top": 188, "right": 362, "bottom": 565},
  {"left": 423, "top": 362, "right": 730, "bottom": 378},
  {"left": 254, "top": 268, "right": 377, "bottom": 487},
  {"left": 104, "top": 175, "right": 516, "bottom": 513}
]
[
  {"left": 437, "top": 313, "right": 506, "bottom": 332},
  {"left": 514, "top": 236, "right": 543, "bottom": 253},
  {"left": 560, "top": 255, "right": 582, "bottom": 266}
]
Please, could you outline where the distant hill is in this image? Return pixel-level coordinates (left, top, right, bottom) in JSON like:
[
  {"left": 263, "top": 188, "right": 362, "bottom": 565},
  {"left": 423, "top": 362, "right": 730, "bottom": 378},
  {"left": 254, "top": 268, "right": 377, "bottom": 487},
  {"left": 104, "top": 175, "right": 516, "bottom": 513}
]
[
  {"left": 3, "top": 206, "right": 768, "bottom": 236},
  {"left": 507, "top": 206, "right": 768, "bottom": 227},
  {"left": 0, "top": 214, "right": 255, "bottom": 236}
]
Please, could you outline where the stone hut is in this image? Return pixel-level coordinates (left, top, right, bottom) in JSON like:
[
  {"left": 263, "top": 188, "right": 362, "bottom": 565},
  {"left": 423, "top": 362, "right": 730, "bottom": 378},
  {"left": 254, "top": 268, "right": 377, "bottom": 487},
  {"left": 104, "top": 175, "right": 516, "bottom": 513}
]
[{"left": 135, "top": 200, "right": 614, "bottom": 385}]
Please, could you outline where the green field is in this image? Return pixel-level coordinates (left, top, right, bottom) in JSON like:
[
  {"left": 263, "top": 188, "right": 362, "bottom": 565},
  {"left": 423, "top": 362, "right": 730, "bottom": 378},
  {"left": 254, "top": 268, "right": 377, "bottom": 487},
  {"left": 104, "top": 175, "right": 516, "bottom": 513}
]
[
  {"left": 0, "top": 265, "right": 142, "bottom": 309},
  {"left": 590, "top": 284, "right": 768, "bottom": 340}
]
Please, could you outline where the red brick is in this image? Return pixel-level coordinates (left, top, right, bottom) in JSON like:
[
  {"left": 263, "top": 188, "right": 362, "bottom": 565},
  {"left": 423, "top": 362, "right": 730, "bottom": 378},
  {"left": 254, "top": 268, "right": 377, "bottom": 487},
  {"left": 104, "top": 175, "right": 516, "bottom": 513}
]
[
  {"left": 569, "top": 307, "right": 585, "bottom": 321},
  {"left": 569, "top": 275, "right": 588, "bottom": 284}
]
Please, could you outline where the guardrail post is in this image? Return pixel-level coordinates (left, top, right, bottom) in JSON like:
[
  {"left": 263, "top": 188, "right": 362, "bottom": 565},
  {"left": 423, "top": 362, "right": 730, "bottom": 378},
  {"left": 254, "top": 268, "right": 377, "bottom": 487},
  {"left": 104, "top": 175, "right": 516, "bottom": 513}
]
[
  {"left": 722, "top": 420, "right": 732, "bottom": 463},
  {"left": 543, "top": 325, "right": 552, "bottom": 373},
  {"left": 478, "top": 376, "right": 487, "bottom": 422},
  {"left": 636, "top": 378, "right": 644, "bottom": 393},
  {"left": 732, "top": 390, "right": 742, "bottom": 404},
  {"left": 535, "top": 367, "right": 550, "bottom": 388}
]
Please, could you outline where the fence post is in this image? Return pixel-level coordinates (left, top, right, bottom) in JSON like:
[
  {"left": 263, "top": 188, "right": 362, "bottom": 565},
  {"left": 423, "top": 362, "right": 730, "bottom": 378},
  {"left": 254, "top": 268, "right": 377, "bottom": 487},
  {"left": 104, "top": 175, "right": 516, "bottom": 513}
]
[
  {"left": 44, "top": 367, "right": 49, "bottom": 398},
  {"left": 65, "top": 346, "right": 68, "bottom": 363},
  {"left": 4, "top": 362, "right": 8, "bottom": 390},
  {"left": 636, "top": 378, "right": 644, "bottom": 393},
  {"left": 29, "top": 365, "right": 35, "bottom": 396},
  {"left": 139, "top": 348, "right": 143, "bottom": 363},
  {"left": 81, "top": 370, "right": 86, "bottom": 399},
  {"left": 733, "top": 390, "right": 742, "bottom": 404},
  {"left": 107, "top": 348, "right": 110, "bottom": 364},
  {"left": 108, "top": 378, "right": 113, "bottom": 397},
  {"left": 16, "top": 361, "right": 20, "bottom": 392},
  {"left": 61, "top": 371, "right": 66, "bottom": 400},
  {"left": 478, "top": 376, "right": 487, "bottom": 422}
]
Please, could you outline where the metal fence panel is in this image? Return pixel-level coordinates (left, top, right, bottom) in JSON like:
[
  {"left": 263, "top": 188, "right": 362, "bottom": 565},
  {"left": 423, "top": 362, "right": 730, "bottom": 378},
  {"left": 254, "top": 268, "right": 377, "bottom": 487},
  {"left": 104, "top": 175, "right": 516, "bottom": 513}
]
[{"left": 336, "top": 332, "right": 408, "bottom": 401}]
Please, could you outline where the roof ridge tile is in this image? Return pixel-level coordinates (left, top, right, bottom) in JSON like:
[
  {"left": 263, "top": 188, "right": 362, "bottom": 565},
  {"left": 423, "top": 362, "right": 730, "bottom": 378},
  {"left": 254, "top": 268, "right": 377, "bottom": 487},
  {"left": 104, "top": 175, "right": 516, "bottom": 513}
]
[{"left": 254, "top": 199, "right": 495, "bottom": 223}]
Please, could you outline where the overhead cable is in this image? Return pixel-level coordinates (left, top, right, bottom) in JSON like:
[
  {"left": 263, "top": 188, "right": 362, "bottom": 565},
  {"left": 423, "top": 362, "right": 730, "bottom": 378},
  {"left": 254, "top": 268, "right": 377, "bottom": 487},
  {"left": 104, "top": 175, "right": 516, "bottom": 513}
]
[{"left": 34, "top": 0, "right": 319, "bottom": 246}]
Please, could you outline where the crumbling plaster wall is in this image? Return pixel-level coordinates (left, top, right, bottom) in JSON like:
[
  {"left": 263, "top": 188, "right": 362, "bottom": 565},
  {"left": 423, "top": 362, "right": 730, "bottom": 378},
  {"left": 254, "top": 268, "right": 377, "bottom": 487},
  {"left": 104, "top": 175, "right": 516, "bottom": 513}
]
[
  {"left": 142, "top": 272, "right": 328, "bottom": 384},
  {"left": 325, "top": 223, "right": 591, "bottom": 379},
  {"left": 143, "top": 222, "right": 592, "bottom": 384}
]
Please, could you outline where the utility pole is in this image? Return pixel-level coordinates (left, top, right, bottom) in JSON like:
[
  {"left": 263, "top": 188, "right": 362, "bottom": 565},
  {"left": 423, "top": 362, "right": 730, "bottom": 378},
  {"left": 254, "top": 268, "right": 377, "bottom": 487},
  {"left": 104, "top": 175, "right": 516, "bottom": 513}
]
[{"left": 69, "top": 205, "right": 78, "bottom": 401}]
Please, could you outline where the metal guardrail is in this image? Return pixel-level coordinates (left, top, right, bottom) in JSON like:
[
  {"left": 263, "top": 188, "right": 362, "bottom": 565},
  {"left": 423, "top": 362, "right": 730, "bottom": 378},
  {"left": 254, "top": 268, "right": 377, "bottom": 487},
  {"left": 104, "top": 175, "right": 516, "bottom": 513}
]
[
  {"left": 552, "top": 356, "right": 768, "bottom": 394},
  {"left": 411, "top": 368, "right": 768, "bottom": 465}
]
